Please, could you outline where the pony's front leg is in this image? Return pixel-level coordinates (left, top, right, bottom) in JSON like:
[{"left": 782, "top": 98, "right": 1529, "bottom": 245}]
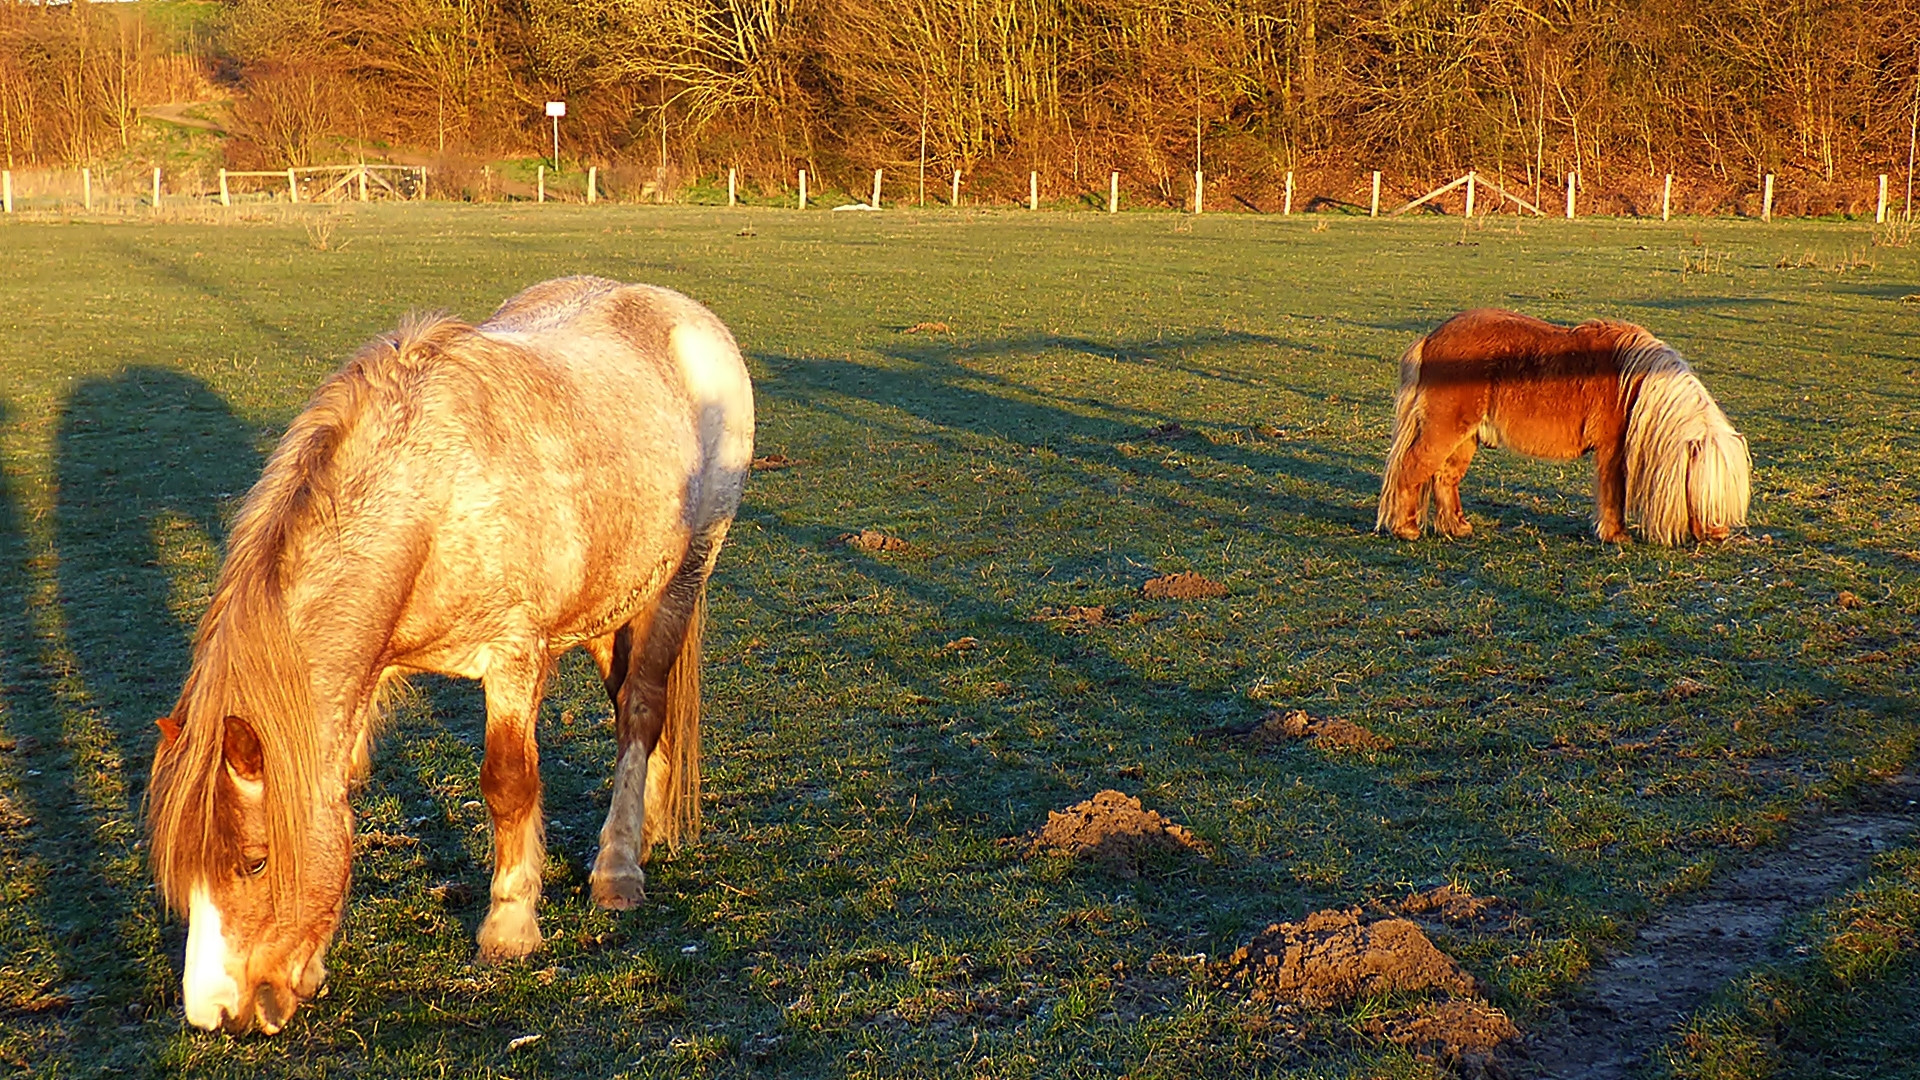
[
  {"left": 476, "top": 654, "right": 550, "bottom": 962},
  {"left": 1593, "top": 439, "right": 1630, "bottom": 543}
]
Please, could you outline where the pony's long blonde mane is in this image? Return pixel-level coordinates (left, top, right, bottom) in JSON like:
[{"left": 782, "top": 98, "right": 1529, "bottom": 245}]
[
  {"left": 1614, "top": 329, "right": 1751, "bottom": 544},
  {"left": 147, "top": 313, "right": 470, "bottom": 916}
]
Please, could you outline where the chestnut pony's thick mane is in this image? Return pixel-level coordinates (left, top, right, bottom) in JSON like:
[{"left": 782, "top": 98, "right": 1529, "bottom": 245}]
[
  {"left": 147, "top": 313, "right": 468, "bottom": 915},
  {"left": 1614, "top": 328, "right": 1748, "bottom": 544}
]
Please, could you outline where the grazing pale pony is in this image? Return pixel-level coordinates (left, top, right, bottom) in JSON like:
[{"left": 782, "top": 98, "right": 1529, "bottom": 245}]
[
  {"left": 146, "top": 277, "right": 753, "bottom": 1033},
  {"left": 1376, "top": 308, "right": 1749, "bottom": 544}
]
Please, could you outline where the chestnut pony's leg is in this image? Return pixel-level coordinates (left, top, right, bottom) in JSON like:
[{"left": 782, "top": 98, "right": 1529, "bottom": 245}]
[
  {"left": 1432, "top": 438, "right": 1478, "bottom": 539},
  {"left": 1593, "top": 437, "right": 1630, "bottom": 543},
  {"left": 476, "top": 650, "right": 551, "bottom": 962}
]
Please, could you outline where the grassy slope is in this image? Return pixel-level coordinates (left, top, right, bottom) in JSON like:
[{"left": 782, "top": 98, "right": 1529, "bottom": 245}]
[{"left": 0, "top": 205, "right": 1914, "bottom": 1078}]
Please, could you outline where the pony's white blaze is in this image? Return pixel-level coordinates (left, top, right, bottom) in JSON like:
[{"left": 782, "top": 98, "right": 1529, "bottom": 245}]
[{"left": 183, "top": 884, "right": 240, "bottom": 1031}]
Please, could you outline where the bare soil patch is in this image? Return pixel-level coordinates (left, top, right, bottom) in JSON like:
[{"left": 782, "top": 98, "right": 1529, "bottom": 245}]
[
  {"left": 1032, "top": 604, "right": 1109, "bottom": 628},
  {"left": 1527, "top": 775, "right": 1920, "bottom": 1079},
  {"left": 1142, "top": 572, "right": 1226, "bottom": 600},
  {"left": 1213, "top": 908, "right": 1477, "bottom": 1008},
  {"left": 1250, "top": 709, "right": 1393, "bottom": 752},
  {"left": 751, "top": 453, "right": 796, "bottom": 471},
  {"left": 903, "top": 321, "right": 951, "bottom": 334},
  {"left": 1397, "top": 883, "right": 1510, "bottom": 927},
  {"left": 1145, "top": 422, "right": 1190, "bottom": 441},
  {"left": 1026, "top": 790, "right": 1204, "bottom": 877},
  {"left": 1214, "top": 908, "right": 1519, "bottom": 1071},
  {"left": 842, "top": 529, "right": 910, "bottom": 553},
  {"left": 1365, "top": 999, "right": 1521, "bottom": 1067}
]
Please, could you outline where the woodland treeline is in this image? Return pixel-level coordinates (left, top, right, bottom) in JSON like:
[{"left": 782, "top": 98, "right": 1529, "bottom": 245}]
[{"left": 4, "top": 0, "right": 1919, "bottom": 213}]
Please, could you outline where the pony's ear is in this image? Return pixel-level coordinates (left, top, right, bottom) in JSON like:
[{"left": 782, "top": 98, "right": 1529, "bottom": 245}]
[
  {"left": 155, "top": 715, "right": 182, "bottom": 750},
  {"left": 222, "top": 715, "right": 265, "bottom": 783}
]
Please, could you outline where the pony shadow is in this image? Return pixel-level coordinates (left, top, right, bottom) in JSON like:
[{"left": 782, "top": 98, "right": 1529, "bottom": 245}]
[{"left": 752, "top": 329, "right": 1385, "bottom": 535}]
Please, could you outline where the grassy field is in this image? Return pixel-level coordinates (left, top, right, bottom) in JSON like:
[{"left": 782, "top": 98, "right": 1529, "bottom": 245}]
[{"left": 0, "top": 203, "right": 1915, "bottom": 1078}]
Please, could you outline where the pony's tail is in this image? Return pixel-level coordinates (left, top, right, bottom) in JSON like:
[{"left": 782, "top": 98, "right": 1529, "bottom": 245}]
[
  {"left": 1619, "top": 333, "right": 1751, "bottom": 544},
  {"left": 643, "top": 588, "right": 704, "bottom": 859},
  {"left": 1376, "top": 336, "right": 1433, "bottom": 534}
]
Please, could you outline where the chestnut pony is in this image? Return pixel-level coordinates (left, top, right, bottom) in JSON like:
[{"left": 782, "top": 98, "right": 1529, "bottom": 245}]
[
  {"left": 146, "top": 277, "right": 754, "bottom": 1033},
  {"left": 1376, "top": 308, "right": 1749, "bottom": 544}
]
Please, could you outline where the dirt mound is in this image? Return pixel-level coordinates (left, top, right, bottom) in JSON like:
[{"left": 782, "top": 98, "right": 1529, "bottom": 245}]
[
  {"left": 1033, "top": 604, "right": 1108, "bottom": 628},
  {"left": 1214, "top": 908, "right": 1475, "bottom": 1008},
  {"left": 842, "top": 529, "right": 910, "bottom": 553},
  {"left": 1364, "top": 999, "right": 1520, "bottom": 1064},
  {"left": 1145, "top": 421, "right": 1190, "bottom": 441},
  {"left": 1142, "top": 572, "right": 1226, "bottom": 600},
  {"left": 751, "top": 453, "right": 796, "bottom": 471},
  {"left": 903, "top": 321, "right": 951, "bottom": 334},
  {"left": 1027, "top": 790, "right": 1204, "bottom": 877},
  {"left": 1398, "top": 883, "right": 1504, "bottom": 926},
  {"left": 1251, "top": 709, "right": 1392, "bottom": 752}
]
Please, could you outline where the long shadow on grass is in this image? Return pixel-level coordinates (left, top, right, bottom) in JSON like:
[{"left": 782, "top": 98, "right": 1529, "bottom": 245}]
[
  {"left": 753, "top": 334, "right": 1387, "bottom": 537},
  {"left": 0, "top": 373, "right": 265, "bottom": 1071},
  {"left": 0, "top": 399, "right": 100, "bottom": 1046}
]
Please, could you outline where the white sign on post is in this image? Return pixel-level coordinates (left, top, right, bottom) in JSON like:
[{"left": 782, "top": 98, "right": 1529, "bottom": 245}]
[{"left": 545, "top": 101, "right": 566, "bottom": 172}]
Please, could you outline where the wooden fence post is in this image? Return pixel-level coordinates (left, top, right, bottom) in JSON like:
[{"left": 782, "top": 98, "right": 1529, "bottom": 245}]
[
  {"left": 799, "top": 169, "right": 807, "bottom": 209},
  {"left": 83, "top": 167, "right": 92, "bottom": 211},
  {"left": 287, "top": 168, "right": 298, "bottom": 204},
  {"left": 951, "top": 169, "right": 960, "bottom": 207},
  {"left": 1109, "top": 171, "right": 1119, "bottom": 213},
  {"left": 1565, "top": 171, "right": 1576, "bottom": 218},
  {"left": 357, "top": 166, "right": 368, "bottom": 202},
  {"left": 1284, "top": 170, "right": 1294, "bottom": 215},
  {"left": 537, "top": 165, "right": 546, "bottom": 203},
  {"left": 1464, "top": 171, "right": 1476, "bottom": 217},
  {"left": 1878, "top": 174, "right": 1889, "bottom": 223},
  {"left": 871, "top": 168, "right": 882, "bottom": 209},
  {"left": 728, "top": 167, "right": 736, "bottom": 207},
  {"left": 2, "top": 170, "right": 10, "bottom": 214},
  {"left": 1663, "top": 173, "right": 1673, "bottom": 221},
  {"left": 219, "top": 168, "right": 230, "bottom": 207},
  {"left": 150, "top": 167, "right": 161, "bottom": 209},
  {"left": 1029, "top": 171, "right": 1038, "bottom": 211},
  {"left": 417, "top": 166, "right": 428, "bottom": 200},
  {"left": 1370, "top": 171, "right": 1381, "bottom": 217},
  {"left": 588, "top": 166, "right": 598, "bottom": 204},
  {"left": 1194, "top": 169, "right": 1204, "bottom": 214},
  {"left": 1762, "top": 173, "right": 1774, "bottom": 221}
]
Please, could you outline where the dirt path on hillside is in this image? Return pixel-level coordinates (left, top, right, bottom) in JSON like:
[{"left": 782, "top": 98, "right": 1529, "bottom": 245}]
[{"left": 1526, "top": 775, "right": 1920, "bottom": 1078}]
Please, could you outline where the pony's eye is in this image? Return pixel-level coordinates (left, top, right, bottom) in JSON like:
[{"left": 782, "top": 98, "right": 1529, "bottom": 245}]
[{"left": 244, "top": 854, "right": 268, "bottom": 878}]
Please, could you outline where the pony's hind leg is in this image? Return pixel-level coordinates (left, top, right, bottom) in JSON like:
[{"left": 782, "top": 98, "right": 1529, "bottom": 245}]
[
  {"left": 591, "top": 553, "right": 710, "bottom": 910},
  {"left": 1381, "top": 425, "right": 1469, "bottom": 540},
  {"left": 476, "top": 649, "right": 552, "bottom": 962},
  {"left": 1431, "top": 439, "right": 1478, "bottom": 539}
]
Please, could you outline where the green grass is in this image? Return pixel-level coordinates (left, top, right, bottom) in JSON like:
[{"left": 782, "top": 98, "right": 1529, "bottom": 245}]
[
  {"left": 1664, "top": 834, "right": 1920, "bottom": 1079},
  {"left": 0, "top": 204, "right": 1916, "bottom": 1077}
]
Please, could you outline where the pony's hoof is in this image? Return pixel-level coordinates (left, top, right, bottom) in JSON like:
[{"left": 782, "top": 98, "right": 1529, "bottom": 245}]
[
  {"left": 1389, "top": 524, "right": 1423, "bottom": 541},
  {"left": 476, "top": 906, "right": 543, "bottom": 963},
  {"left": 1438, "top": 519, "right": 1473, "bottom": 539},
  {"left": 591, "top": 869, "right": 647, "bottom": 910},
  {"left": 1597, "top": 527, "right": 1630, "bottom": 544}
]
